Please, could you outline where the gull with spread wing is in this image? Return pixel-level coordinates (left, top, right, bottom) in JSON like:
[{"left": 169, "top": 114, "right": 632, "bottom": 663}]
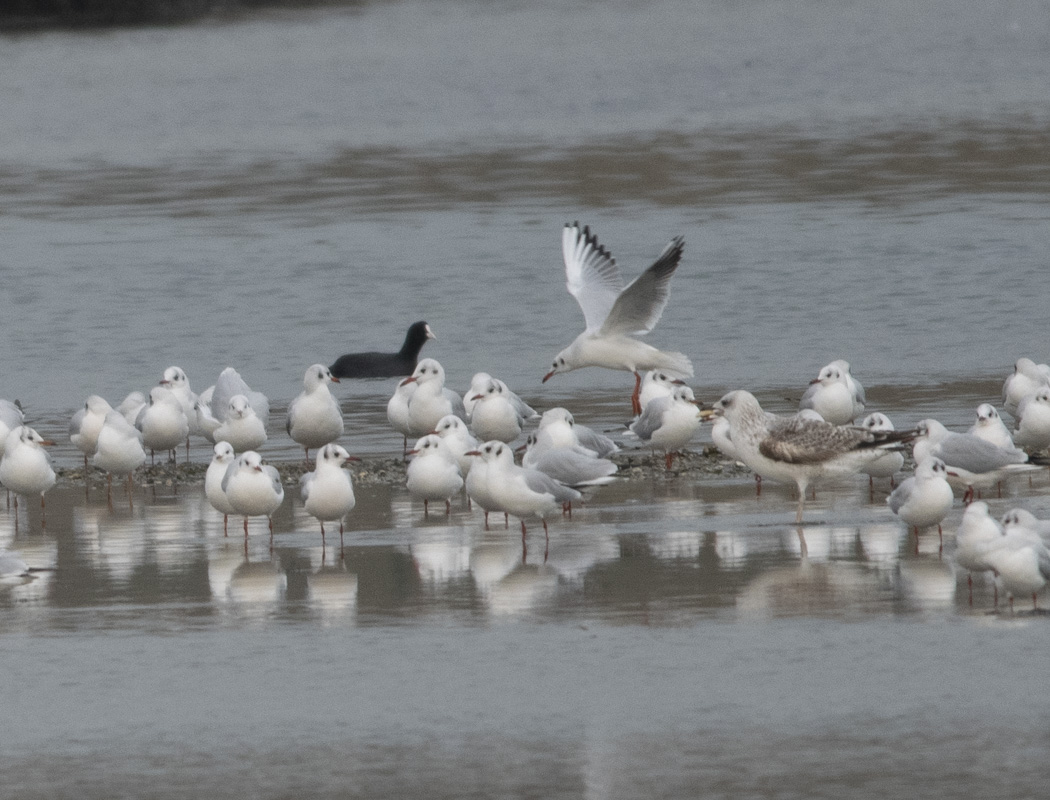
[{"left": 543, "top": 223, "right": 692, "bottom": 415}]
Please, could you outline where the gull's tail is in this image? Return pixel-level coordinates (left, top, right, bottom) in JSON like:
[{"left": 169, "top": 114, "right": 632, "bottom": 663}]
[{"left": 658, "top": 352, "right": 693, "bottom": 379}]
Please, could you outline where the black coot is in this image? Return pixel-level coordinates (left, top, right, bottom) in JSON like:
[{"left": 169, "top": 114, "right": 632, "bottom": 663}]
[{"left": 329, "top": 321, "right": 435, "bottom": 379}]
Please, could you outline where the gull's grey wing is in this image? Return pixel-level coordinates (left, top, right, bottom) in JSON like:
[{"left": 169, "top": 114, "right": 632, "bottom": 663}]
[
  {"left": 523, "top": 467, "right": 582, "bottom": 504},
  {"left": 886, "top": 476, "right": 914, "bottom": 515},
  {"left": 69, "top": 407, "right": 85, "bottom": 438},
  {"left": 598, "top": 235, "right": 684, "bottom": 337},
  {"left": 574, "top": 424, "right": 620, "bottom": 457},
  {"left": 934, "top": 434, "right": 1027, "bottom": 473},
  {"left": 300, "top": 471, "right": 315, "bottom": 502},
  {"left": 220, "top": 461, "right": 237, "bottom": 493},
  {"left": 629, "top": 398, "right": 669, "bottom": 443},
  {"left": 563, "top": 223, "right": 625, "bottom": 333},
  {"left": 263, "top": 465, "right": 285, "bottom": 499},
  {"left": 535, "top": 449, "right": 617, "bottom": 487}
]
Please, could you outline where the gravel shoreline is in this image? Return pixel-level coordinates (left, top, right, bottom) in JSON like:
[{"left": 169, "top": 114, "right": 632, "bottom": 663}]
[{"left": 53, "top": 446, "right": 756, "bottom": 489}]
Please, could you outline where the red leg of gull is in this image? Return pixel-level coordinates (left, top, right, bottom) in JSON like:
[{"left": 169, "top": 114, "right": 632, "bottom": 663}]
[
  {"left": 665, "top": 452, "right": 674, "bottom": 471},
  {"left": 631, "top": 371, "right": 642, "bottom": 416},
  {"left": 520, "top": 520, "right": 528, "bottom": 562},
  {"left": 445, "top": 499, "right": 452, "bottom": 516},
  {"left": 967, "top": 573, "right": 974, "bottom": 606}
]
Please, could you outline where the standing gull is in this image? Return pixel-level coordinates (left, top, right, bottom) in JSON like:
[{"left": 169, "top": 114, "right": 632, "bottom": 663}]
[
  {"left": 0, "top": 426, "right": 56, "bottom": 525},
  {"left": 406, "top": 434, "right": 463, "bottom": 517},
  {"left": 401, "top": 358, "right": 465, "bottom": 438},
  {"left": 912, "top": 418, "right": 1032, "bottom": 503},
  {"left": 463, "top": 372, "right": 538, "bottom": 423},
  {"left": 628, "top": 385, "right": 702, "bottom": 470},
  {"left": 798, "top": 361, "right": 865, "bottom": 425},
  {"left": 886, "top": 457, "right": 954, "bottom": 548},
  {"left": 858, "top": 412, "right": 905, "bottom": 488},
  {"left": 205, "top": 441, "right": 238, "bottom": 536},
  {"left": 468, "top": 378, "right": 526, "bottom": 443},
  {"left": 300, "top": 443, "right": 358, "bottom": 551},
  {"left": 69, "top": 395, "right": 114, "bottom": 468},
  {"left": 543, "top": 223, "right": 692, "bottom": 415},
  {"left": 213, "top": 395, "right": 267, "bottom": 453},
  {"left": 286, "top": 364, "right": 344, "bottom": 463},
  {"left": 93, "top": 409, "right": 147, "bottom": 507},
  {"left": 714, "top": 390, "right": 913, "bottom": 524},
  {"left": 983, "top": 526, "right": 1050, "bottom": 612},
  {"left": 222, "top": 451, "right": 285, "bottom": 550},
  {"left": 1013, "top": 389, "right": 1050, "bottom": 452},
  {"left": 953, "top": 500, "right": 1005, "bottom": 606},
  {"left": 1003, "top": 357, "right": 1050, "bottom": 418},
  {"left": 967, "top": 403, "right": 1015, "bottom": 450}
]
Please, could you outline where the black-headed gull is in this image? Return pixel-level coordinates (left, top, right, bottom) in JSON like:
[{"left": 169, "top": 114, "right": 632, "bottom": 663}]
[
  {"left": 638, "top": 370, "right": 687, "bottom": 413},
  {"left": 0, "top": 426, "right": 56, "bottom": 524},
  {"left": 69, "top": 395, "right": 113, "bottom": 468},
  {"left": 159, "top": 366, "right": 200, "bottom": 453},
  {"left": 468, "top": 377, "right": 526, "bottom": 443},
  {"left": 886, "top": 457, "right": 954, "bottom": 539},
  {"left": 913, "top": 418, "right": 1032, "bottom": 503},
  {"left": 1001, "top": 508, "right": 1050, "bottom": 546},
  {"left": 286, "top": 364, "right": 344, "bottom": 463},
  {"left": 463, "top": 372, "right": 538, "bottom": 422},
  {"left": 329, "top": 321, "right": 435, "bottom": 379},
  {"left": 858, "top": 412, "right": 905, "bottom": 487},
  {"left": 205, "top": 441, "right": 238, "bottom": 536},
  {"left": 519, "top": 433, "right": 617, "bottom": 488},
  {"left": 406, "top": 434, "right": 463, "bottom": 517},
  {"left": 400, "top": 358, "right": 465, "bottom": 438},
  {"left": 967, "top": 403, "right": 1015, "bottom": 450},
  {"left": 196, "top": 367, "right": 271, "bottom": 440},
  {"left": 213, "top": 395, "right": 267, "bottom": 452},
  {"left": 1002, "top": 357, "right": 1050, "bottom": 418},
  {"left": 431, "top": 414, "right": 480, "bottom": 476},
  {"left": 952, "top": 500, "right": 1003, "bottom": 607},
  {"left": 93, "top": 409, "right": 147, "bottom": 506},
  {"left": 798, "top": 360, "right": 865, "bottom": 425},
  {"left": 543, "top": 223, "right": 692, "bottom": 415},
  {"left": 135, "top": 386, "right": 189, "bottom": 464},
  {"left": 537, "top": 407, "right": 619, "bottom": 458},
  {"left": 714, "top": 390, "right": 913, "bottom": 524},
  {"left": 466, "top": 441, "right": 580, "bottom": 545},
  {"left": 1013, "top": 388, "right": 1050, "bottom": 451},
  {"left": 222, "top": 451, "right": 285, "bottom": 548},
  {"left": 628, "top": 385, "right": 701, "bottom": 470},
  {"left": 983, "top": 525, "right": 1050, "bottom": 612},
  {"left": 300, "top": 443, "right": 357, "bottom": 549}
]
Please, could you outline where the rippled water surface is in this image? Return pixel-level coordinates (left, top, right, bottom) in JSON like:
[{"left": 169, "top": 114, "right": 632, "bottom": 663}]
[{"left": 3, "top": 0, "right": 1050, "bottom": 796}]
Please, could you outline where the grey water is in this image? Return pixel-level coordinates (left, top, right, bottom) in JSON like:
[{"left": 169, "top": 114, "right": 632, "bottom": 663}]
[{"left": 2, "top": 0, "right": 1050, "bottom": 796}]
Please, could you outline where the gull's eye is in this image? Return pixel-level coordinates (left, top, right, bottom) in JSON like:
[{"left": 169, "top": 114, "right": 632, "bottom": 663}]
[{"left": 496, "top": 446, "right": 504, "bottom": 456}]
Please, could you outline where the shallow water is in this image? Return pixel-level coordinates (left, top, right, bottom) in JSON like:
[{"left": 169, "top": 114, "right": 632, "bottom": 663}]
[{"left": 3, "top": 0, "right": 1050, "bottom": 796}]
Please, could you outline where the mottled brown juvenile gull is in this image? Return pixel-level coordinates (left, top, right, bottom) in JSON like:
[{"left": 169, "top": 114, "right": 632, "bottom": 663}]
[{"left": 714, "top": 390, "right": 913, "bottom": 524}]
